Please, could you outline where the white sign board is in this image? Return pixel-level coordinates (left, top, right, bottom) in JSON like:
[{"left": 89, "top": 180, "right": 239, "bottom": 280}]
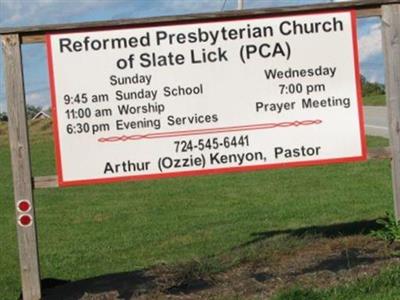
[{"left": 47, "top": 10, "right": 366, "bottom": 186}]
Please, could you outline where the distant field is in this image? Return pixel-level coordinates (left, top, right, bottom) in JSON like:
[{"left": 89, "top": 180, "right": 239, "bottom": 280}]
[
  {"left": 0, "top": 120, "right": 397, "bottom": 299},
  {"left": 363, "top": 94, "right": 386, "bottom": 106}
]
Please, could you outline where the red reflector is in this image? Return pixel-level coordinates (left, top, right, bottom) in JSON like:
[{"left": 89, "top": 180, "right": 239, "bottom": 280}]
[
  {"left": 18, "top": 200, "right": 31, "bottom": 212},
  {"left": 19, "top": 215, "right": 32, "bottom": 226}
]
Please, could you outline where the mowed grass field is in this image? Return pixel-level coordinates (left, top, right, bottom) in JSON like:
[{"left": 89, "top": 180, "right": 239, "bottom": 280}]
[
  {"left": 0, "top": 120, "right": 395, "bottom": 299},
  {"left": 363, "top": 94, "right": 386, "bottom": 106}
]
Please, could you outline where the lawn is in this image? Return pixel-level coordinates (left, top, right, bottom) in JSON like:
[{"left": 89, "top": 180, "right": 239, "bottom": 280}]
[
  {"left": 0, "top": 121, "right": 396, "bottom": 299},
  {"left": 363, "top": 94, "right": 386, "bottom": 106}
]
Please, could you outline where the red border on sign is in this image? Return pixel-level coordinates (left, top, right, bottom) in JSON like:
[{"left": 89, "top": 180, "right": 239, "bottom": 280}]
[
  {"left": 350, "top": 10, "right": 367, "bottom": 162},
  {"left": 46, "top": 9, "right": 367, "bottom": 187},
  {"left": 46, "top": 35, "right": 64, "bottom": 184}
]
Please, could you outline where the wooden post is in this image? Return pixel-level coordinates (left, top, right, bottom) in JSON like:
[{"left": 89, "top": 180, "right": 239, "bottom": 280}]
[
  {"left": 382, "top": 4, "right": 400, "bottom": 221},
  {"left": 2, "top": 34, "right": 41, "bottom": 300}
]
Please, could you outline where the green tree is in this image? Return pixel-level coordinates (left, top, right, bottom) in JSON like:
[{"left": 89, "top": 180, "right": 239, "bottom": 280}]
[
  {"left": 26, "top": 105, "right": 42, "bottom": 119},
  {"left": 361, "top": 74, "right": 385, "bottom": 96},
  {"left": 0, "top": 112, "right": 7, "bottom": 122}
]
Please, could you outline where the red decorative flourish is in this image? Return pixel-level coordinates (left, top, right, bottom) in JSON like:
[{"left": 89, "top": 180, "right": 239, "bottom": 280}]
[{"left": 98, "top": 119, "right": 322, "bottom": 143}]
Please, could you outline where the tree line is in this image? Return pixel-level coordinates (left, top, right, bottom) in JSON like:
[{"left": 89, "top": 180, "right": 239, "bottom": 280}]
[
  {"left": 0, "top": 105, "right": 43, "bottom": 122},
  {"left": 360, "top": 75, "right": 385, "bottom": 96}
]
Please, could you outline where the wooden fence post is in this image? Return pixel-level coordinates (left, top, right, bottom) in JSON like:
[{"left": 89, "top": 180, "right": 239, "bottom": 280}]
[
  {"left": 2, "top": 34, "right": 42, "bottom": 300},
  {"left": 382, "top": 4, "right": 400, "bottom": 221}
]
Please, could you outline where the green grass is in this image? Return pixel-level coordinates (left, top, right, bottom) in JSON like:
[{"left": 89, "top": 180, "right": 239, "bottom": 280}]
[
  {"left": 367, "top": 135, "right": 389, "bottom": 148},
  {"left": 363, "top": 94, "right": 386, "bottom": 106},
  {"left": 0, "top": 122, "right": 394, "bottom": 299},
  {"left": 273, "top": 265, "right": 400, "bottom": 300}
]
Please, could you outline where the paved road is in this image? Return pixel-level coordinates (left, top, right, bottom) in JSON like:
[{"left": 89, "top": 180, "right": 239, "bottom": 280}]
[{"left": 364, "top": 106, "right": 389, "bottom": 138}]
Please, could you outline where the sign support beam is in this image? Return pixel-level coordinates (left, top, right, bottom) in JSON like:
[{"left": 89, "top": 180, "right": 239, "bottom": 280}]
[
  {"left": 382, "top": 4, "right": 400, "bottom": 221},
  {"left": 2, "top": 34, "right": 42, "bottom": 300}
]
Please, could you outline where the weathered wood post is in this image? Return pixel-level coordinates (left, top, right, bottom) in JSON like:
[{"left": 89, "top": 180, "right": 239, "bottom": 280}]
[
  {"left": 382, "top": 4, "right": 400, "bottom": 221},
  {"left": 2, "top": 34, "right": 42, "bottom": 300}
]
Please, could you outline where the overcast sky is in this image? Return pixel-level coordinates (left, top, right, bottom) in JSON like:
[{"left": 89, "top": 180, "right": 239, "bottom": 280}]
[{"left": 0, "top": 0, "right": 384, "bottom": 110}]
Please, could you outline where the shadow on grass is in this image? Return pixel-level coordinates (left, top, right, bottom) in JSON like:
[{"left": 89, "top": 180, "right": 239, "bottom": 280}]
[
  {"left": 39, "top": 269, "right": 213, "bottom": 299},
  {"left": 239, "top": 218, "right": 384, "bottom": 248},
  {"left": 40, "top": 271, "right": 156, "bottom": 300},
  {"left": 35, "top": 219, "right": 384, "bottom": 299},
  {"left": 299, "top": 248, "right": 388, "bottom": 274}
]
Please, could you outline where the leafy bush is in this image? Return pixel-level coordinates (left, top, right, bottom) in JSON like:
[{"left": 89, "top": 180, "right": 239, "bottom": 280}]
[{"left": 371, "top": 212, "right": 400, "bottom": 242}]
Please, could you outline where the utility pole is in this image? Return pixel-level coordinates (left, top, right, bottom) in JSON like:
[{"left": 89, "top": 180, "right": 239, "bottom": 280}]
[{"left": 238, "top": 0, "right": 244, "bottom": 10}]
